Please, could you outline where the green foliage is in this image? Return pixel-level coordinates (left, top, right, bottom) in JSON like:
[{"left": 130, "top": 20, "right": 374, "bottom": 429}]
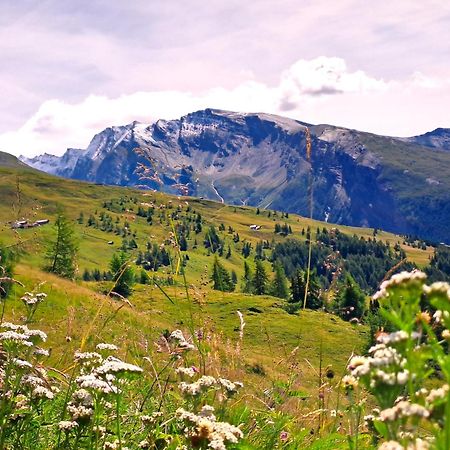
[
  {"left": 269, "top": 261, "right": 289, "bottom": 299},
  {"left": 211, "top": 256, "right": 235, "bottom": 292},
  {"left": 204, "top": 225, "right": 223, "bottom": 253},
  {"left": 0, "top": 243, "right": 15, "bottom": 298},
  {"left": 110, "top": 251, "right": 135, "bottom": 297},
  {"left": 289, "top": 269, "right": 323, "bottom": 309},
  {"left": 252, "top": 260, "right": 268, "bottom": 295},
  {"left": 334, "top": 274, "right": 366, "bottom": 320},
  {"left": 44, "top": 212, "right": 78, "bottom": 279}
]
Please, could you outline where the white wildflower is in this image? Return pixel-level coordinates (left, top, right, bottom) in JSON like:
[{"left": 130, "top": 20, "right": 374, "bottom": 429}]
[
  {"left": 426, "top": 384, "right": 449, "bottom": 403},
  {"left": 95, "top": 356, "right": 142, "bottom": 375},
  {"left": 32, "top": 385, "right": 54, "bottom": 399},
  {"left": 76, "top": 374, "right": 118, "bottom": 394},
  {"left": 373, "top": 270, "right": 426, "bottom": 300},
  {"left": 58, "top": 420, "right": 78, "bottom": 431},
  {"left": 175, "top": 367, "right": 197, "bottom": 378},
  {"left": 96, "top": 343, "right": 119, "bottom": 351}
]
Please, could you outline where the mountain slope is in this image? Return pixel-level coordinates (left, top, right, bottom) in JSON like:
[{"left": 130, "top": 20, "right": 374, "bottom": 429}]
[
  {"left": 0, "top": 150, "right": 32, "bottom": 169},
  {"left": 21, "top": 109, "right": 450, "bottom": 242}
]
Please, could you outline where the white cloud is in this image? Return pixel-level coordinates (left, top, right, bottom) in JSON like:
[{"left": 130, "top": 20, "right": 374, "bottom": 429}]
[{"left": 1, "top": 56, "right": 449, "bottom": 157}]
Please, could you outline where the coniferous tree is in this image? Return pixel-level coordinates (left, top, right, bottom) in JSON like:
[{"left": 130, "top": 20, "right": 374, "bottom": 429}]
[
  {"left": 253, "top": 259, "right": 268, "bottom": 295},
  {"left": 335, "top": 274, "right": 366, "bottom": 320},
  {"left": 270, "top": 261, "right": 289, "bottom": 299},
  {"left": 45, "top": 212, "right": 78, "bottom": 279},
  {"left": 110, "top": 251, "right": 135, "bottom": 297},
  {"left": 211, "top": 257, "right": 234, "bottom": 292},
  {"left": 242, "top": 261, "right": 253, "bottom": 293}
]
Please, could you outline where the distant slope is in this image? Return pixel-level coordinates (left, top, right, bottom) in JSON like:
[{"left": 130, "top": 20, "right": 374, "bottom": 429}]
[
  {"left": 20, "top": 109, "right": 450, "bottom": 242},
  {"left": 403, "top": 127, "right": 450, "bottom": 151},
  {"left": 0, "top": 150, "right": 32, "bottom": 169}
]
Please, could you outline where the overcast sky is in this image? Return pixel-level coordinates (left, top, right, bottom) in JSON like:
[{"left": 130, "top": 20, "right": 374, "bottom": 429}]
[{"left": 1, "top": 0, "right": 450, "bottom": 157}]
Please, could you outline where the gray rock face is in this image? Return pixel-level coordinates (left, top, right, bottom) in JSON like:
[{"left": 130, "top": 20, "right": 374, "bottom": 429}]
[{"left": 21, "top": 109, "right": 450, "bottom": 242}]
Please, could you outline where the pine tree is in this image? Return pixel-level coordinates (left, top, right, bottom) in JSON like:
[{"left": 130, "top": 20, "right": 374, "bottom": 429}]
[
  {"left": 289, "top": 269, "right": 323, "bottom": 309},
  {"left": 335, "top": 275, "right": 366, "bottom": 320},
  {"left": 242, "top": 261, "right": 253, "bottom": 293},
  {"left": 45, "top": 212, "right": 78, "bottom": 279},
  {"left": 253, "top": 259, "right": 268, "bottom": 295},
  {"left": 270, "top": 261, "right": 289, "bottom": 299},
  {"left": 110, "top": 252, "right": 135, "bottom": 297},
  {"left": 211, "top": 257, "right": 234, "bottom": 292}
]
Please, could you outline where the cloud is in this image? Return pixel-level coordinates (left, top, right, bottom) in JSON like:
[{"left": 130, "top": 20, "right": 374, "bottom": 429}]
[{"left": 1, "top": 56, "right": 449, "bottom": 157}]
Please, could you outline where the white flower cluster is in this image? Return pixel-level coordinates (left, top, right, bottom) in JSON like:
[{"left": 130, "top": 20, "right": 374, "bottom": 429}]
[
  {"left": 373, "top": 270, "right": 427, "bottom": 300},
  {"left": 0, "top": 322, "right": 47, "bottom": 344},
  {"left": 348, "top": 344, "right": 406, "bottom": 384},
  {"left": 175, "top": 366, "right": 198, "bottom": 378},
  {"left": 169, "top": 330, "right": 196, "bottom": 351},
  {"left": 96, "top": 343, "right": 119, "bottom": 352},
  {"left": 0, "top": 322, "right": 53, "bottom": 403},
  {"left": 176, "top": 405, "right": 243, "bottom": 450},
  {"left": 67, "top": 389, "right": 94, "bottom": 421},
  {"left": 377, "top": 331, "right": 420, "bottom": 345},
  {"left": 21, "top": 292, "right": 47, "bottom": 307},
  {"left": 378, "top": 439, "right": 430, "bottom": 450},
  {"left": 179, "top": 375, "right": 243, "bottom": 397},
  {"left": 379, "top": 401, "right": 429, "bottom": 422},
  {"left": 423, "top": 281, "right": 450, "bottom": 300},
  {"left": 73, "top": 350, "right": 142, "bottom": 400}
]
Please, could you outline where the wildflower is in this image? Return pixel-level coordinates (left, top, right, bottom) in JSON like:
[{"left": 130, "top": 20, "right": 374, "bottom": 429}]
[
  {"left": 96, "top": 343, "right": 119, "bottom": 351},
  {"left": 218, "top": 378, "right": 243, "bottom": 394},
  {"left": 76, "top": 374, "right": 118, "bottom": 394},
  {"left": 341, "top": 375, "right": 358, "bottom": 390},
  {"left": 32, "top": 385, "right": 54, "bottom": 399},
  {"left": 378, "top": 441, "right": 404, "bottom": 450},
  {"left": 423, "top": 282, "right": 450, "bottom": 299},
  {"left": 377, "top": 331, "right": 420, "bottom": 345},
  {"left": 94, "top": 356, "right": 143, "bottom": 376},
  {"left": 74, "top": 351, "right": 102, "bottom": 363},
  {"left": 426, "top": 384, "right": 449, "bottom": 403},
  {"left": 179, "top": 375, "right": 217, "bottom": 396},
  {"left": 12, "top": 358, "right": 33, "bottom": 369},
  {"left": 141, "top": 411, "right": 163, "bottom": 425},
  {"left": 0, "top": 330, "right": 33, "bottom": 346},
  {"left": 175, "top": 366, "right": 197, "bottom": 378},
  {"left": 379, "top": 401, "right": 429, "bottom": 422},
  {"left": 280, "top": 431, "right": 289, "bottom": 441},
  {"left": 58, "top": 420, "right": 78, "bottom": 431},
  {"left": 442, "top": 329, "right": 450, "bottom": 340},
  {"left": 373, "top": 270, "right": 426, "bottom": 300},
  {"left": 34, "top": 347, "right": 50, "bottom": 357}
]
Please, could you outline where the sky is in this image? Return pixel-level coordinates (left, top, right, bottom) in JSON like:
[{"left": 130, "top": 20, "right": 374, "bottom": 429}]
[{"left": 1, "top": 0, "right": 450, "bottom": 157}]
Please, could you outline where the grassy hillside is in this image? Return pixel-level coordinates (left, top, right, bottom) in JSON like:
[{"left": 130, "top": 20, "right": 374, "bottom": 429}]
[{"left": 0, "top": 166, "right": 445, "bottom": 449}]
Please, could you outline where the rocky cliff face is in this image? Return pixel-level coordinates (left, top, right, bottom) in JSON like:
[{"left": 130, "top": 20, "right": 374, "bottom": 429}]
[{"left": 21, "top": 109, "right": 450, "bottom": 242}]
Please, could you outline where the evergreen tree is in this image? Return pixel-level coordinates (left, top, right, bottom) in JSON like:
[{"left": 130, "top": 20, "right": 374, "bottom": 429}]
[
  {"left": 110, "top": 251, "right": 135, "bottom": 297},
  {"left": 211, "top": 257, "right": 234, "bottom": 292},
  {"left": 45, "top": 212, "right": 78, "bottom": 279},
  {"left": 335, "top": 275, "right": 366, "bottom": 320},
  {"left": 242, "top": 261, "right": 253, "bottom": 293},
  {"left": 270, "top": 261, "right": 289, "bottom": 299},
  {"left": 139, "top": 269, "right": 150, "bottom": 285},
  {"left": 289, "top": 269, "right": 323, "bottom": 309},
  {"left": 253, "top": 259, "right": 268, "bottom": 295}
]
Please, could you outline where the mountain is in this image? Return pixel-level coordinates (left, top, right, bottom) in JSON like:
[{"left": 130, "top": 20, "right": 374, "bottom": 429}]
[
  {"left": 403, "top": 127, "right": 450, "bottom": 151},
  {"left": 0, "top": 150, "right": 32, "bottom": 169},
  {"left": 20, "top": 109, "right": 450, "bottom": 243}
]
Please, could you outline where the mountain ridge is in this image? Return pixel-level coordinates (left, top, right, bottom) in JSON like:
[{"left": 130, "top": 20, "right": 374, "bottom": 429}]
[{"left": 19, "top": 108, "right": 450, "bottom": 242}]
